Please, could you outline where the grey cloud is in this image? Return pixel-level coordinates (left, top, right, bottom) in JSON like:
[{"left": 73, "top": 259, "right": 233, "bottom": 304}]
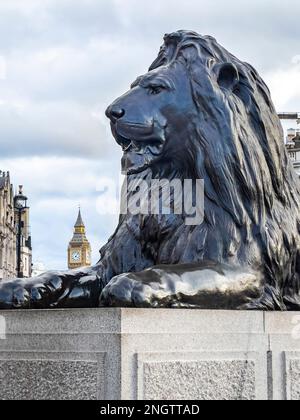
[
  {"left": 1, "top": 0, "right": 299, "bottom": 67},
  {"left": 1, "top": 0, "right": 299, "bottom": 161},
  {"left": 6, "top": 39, "right": 150, "bottom": 103},
  {"left": 112, "top": 0, "right": 300, "bottom": 72},
  {"left": 0, "top": 0, "right": 121, "bottom": 51},
  {"left": 0, "top": 100, "right": 120, "bottom": 158}
]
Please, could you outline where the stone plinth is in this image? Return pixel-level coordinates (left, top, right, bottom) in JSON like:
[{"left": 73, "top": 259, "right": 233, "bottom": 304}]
[{"left": 0, "top": 309, "right": 299, "bottom": 400}]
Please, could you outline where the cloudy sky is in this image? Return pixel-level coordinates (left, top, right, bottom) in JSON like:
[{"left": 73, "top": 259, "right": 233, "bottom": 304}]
[{"left": 1, "top": 0, "right": 300, "bottom": 270}]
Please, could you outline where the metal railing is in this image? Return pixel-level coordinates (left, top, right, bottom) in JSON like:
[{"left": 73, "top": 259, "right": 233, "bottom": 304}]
[{"left": 278, "top": 112, "right": 300, "bottom": 122}]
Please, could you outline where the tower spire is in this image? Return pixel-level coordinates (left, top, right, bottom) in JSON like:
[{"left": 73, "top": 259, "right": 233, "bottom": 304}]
[{"left": 75, "top": 208, "right": 84, "bottom": 228}]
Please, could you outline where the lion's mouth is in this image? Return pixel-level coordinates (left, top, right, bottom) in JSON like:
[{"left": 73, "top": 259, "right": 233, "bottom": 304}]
[
  {"left": 118, "top": 133, "right": 164, "bottom": 174},
  {"left": 111, "top": 121, "right": 166, "bottom": 174},
  {"left": 112, "top": 121, "right": 164, "bottom": 154},
  {"left": 115, "top": 131, "right": 164, "bottom": 157}
]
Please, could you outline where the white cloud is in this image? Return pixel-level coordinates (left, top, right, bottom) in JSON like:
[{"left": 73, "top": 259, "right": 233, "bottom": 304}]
[
  {"left": 0, "top": 56, "right": 7, "bottom": 80},
  {"left": 0, "top": 98, "right": 118, "bottom": 158},
  {"left": 292, "top": 55, "right": 300, "bottom": 65},
  {"left": 265, "top": 57, "right": 300, "bottom": 110}
]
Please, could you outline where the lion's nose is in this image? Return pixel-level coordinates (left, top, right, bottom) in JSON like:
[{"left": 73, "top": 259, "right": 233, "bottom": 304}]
[{"left": 105, "top": 105, "right": 125, "bottom": 122}]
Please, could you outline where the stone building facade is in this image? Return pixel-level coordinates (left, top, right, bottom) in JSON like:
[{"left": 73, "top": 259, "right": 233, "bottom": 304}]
[
  {"left": 286, "top": 127, "right": 300, "bottom": 176},
  {"left": 0, "top": 172, "right": 17, "bottom": 279},
  {"left": 0, "top": 173, "right": 32, "bottom": 280},
  {"left": 14, "top": 186, "right": 32, "bottom": 279}
]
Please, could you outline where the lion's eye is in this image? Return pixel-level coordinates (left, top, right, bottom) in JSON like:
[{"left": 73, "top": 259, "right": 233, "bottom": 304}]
[{"left": 148, "top": 85, "right": 164, "bottom": 95}]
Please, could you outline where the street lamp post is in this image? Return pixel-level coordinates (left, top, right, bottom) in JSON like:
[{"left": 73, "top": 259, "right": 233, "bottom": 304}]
[{"left": 14, "top": 186, "right": 28, "bottom": 279}]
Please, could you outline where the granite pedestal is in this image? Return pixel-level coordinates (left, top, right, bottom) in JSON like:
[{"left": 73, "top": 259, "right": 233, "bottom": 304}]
[{"left": 0, "top": 309, "right": 299, "bottom": 400}]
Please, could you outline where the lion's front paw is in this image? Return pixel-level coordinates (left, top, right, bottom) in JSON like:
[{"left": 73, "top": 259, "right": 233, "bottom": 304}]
[
  {"left": 0, "top": 280, "right": 30, "bottom": 310},
  {"left": 99, "top": 273, "right": 154, "bottom": 308}
]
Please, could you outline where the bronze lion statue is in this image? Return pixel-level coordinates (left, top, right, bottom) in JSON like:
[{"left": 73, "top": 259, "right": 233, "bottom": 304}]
[{"left": 1, "top": 30, "right": 300, "bottom": 310}]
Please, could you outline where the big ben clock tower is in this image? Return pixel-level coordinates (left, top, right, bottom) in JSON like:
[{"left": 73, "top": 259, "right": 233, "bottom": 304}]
[{"left": 68, "top": 209, "right": 92, "bottom": 269}]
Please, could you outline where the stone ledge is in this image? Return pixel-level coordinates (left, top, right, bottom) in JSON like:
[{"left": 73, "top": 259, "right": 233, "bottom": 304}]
[{"left": 0, "top": 309, "right": 299, "bottom": 400}]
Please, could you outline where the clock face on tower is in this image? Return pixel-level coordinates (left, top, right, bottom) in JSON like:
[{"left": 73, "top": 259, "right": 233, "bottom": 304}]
[{"left": 71, "top": 251, "right": 81, "bottom": 262}]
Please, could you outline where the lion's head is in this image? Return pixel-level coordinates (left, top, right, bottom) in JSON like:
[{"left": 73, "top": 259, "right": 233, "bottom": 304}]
[
  {"left": 106, "top": 31, "right": 292, "bottom": 185},
  {"left": 105, "top": 31, "right": 300, "bottom": 307},
  {"left": 106, "top": 51, "right": 197, "bottom": 176}
]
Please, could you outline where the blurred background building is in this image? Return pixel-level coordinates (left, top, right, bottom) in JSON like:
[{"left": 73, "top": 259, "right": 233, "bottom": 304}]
[
  {"left": 281, "top": 113, "right": 300, "bottom": 176},
  {"left": 14, "top": 185, "right": 32, "bottom": 279},
  {"left": 0, "top": 174, "right": 32, "bottom": 281},
  {"left": 0, "top": 171, "right": 16, "bottom": 280}
]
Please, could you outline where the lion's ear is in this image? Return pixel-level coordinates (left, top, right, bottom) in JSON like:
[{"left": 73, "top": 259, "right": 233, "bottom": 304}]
[{"left": 217, "top": 63, "right": 239, "bottom": 91}]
